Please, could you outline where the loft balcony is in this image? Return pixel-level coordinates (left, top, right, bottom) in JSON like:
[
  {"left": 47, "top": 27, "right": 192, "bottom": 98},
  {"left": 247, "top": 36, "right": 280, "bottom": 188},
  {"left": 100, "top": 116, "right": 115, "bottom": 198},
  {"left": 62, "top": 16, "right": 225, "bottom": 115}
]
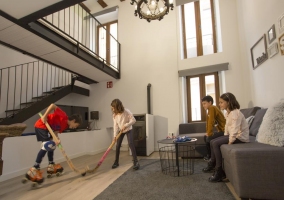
[{"left": 0, "top": 0, "right": 120, "bottom": 83}]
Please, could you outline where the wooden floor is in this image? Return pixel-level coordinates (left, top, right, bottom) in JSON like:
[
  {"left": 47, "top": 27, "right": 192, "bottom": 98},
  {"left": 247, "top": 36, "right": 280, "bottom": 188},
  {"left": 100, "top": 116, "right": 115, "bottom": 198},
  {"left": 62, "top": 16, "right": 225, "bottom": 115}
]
[{"left": 0, "top": 151, "right": 240, "bottom": 200}]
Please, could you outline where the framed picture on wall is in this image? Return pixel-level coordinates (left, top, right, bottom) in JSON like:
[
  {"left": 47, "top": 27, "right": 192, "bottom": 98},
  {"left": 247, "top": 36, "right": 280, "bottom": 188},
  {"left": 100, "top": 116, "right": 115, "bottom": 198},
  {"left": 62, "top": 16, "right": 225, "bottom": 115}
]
[
  {"left": 267, "top": 43, "right": 279, "bottom": 58},
  {"left": 250, "top": 34, "right": 268, "bottom": 69},
  {"left": 278, "top": 13, "right": 284, "bottom": 33},
  {"left": 279, "top": 32, "right": 284, "bottom": 55},
  {"left": 267, "top": 24, "right": 276, "bottom": 44}
]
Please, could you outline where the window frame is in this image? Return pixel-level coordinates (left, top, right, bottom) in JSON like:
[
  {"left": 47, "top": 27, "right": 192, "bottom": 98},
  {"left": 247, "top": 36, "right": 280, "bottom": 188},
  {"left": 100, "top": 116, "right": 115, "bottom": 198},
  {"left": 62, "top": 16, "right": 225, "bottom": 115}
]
[
  {"left": 97, "top": 20, "right": 118, "bottom": 64},
  {"left": 181, "top": 0, "right": 217, "bottom": 58},
  {"left": 186, "top": 72, "right": 220, "bottom": 122}
]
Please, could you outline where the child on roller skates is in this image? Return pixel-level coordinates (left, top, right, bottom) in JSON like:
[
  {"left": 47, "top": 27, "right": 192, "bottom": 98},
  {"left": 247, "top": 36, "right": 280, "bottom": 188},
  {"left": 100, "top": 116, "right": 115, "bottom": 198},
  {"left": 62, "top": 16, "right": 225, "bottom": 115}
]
[{"left": 25, "top": 103, "right": 82, "bottom": 184}]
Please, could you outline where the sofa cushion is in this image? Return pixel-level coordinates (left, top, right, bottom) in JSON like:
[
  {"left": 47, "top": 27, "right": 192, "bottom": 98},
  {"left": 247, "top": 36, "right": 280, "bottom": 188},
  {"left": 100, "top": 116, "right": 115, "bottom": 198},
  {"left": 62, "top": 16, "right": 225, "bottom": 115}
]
[
  {"left": 179, "top": 122, "right": 206, "bottom": 135},
  {"left": 256, "top": 100, "right": 284, "bottom": 147},
  {"left": 240, "top": 107, "right": 261, "bottom": 118},
  {"left": 249, "top": 109, "right": 267, "bottom": 136}
]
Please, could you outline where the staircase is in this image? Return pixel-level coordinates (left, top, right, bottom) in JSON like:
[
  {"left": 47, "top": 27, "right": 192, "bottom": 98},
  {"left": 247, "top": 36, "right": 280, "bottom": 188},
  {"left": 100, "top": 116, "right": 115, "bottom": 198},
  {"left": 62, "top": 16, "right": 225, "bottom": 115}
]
[{"left": 0, "top": 61, "right": 89, "bottom": 125}]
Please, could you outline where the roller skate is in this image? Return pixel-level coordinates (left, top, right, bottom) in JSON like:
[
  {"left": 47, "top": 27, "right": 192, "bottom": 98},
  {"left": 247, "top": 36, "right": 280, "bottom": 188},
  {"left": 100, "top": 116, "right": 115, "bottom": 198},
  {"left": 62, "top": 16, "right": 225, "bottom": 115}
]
[
  {"left": 22, "top": 167, "right": 44, "bottom": 188},
  {"left": 47, "top": 163, "right": 64, "bottom": 178}
]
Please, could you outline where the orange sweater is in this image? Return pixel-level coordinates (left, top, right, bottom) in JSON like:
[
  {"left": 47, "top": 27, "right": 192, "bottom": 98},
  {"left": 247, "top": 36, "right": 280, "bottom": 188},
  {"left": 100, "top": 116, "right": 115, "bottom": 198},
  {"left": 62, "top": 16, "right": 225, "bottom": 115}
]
[{"left": 206, "top": 105, "right": 226, "bottom": 136}]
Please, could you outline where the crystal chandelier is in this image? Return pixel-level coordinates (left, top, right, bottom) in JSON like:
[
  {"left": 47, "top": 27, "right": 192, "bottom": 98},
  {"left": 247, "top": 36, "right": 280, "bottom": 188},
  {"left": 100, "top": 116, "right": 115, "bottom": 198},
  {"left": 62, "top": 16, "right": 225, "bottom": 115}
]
[{"left": 130, "top": 0, "right": 174, "bottom": 22}]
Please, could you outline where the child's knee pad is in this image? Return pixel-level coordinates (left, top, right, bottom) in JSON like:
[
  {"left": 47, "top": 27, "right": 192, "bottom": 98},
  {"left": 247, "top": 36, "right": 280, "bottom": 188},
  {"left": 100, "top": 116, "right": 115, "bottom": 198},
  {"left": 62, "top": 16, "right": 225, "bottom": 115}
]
[{"left": 42, "top": 141, "right": 56, "bottom": 152}]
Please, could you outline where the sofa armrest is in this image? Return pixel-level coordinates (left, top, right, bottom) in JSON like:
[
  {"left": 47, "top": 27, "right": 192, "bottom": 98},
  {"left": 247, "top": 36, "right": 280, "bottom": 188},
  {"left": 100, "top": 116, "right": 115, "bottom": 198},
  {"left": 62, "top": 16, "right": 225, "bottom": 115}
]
[
  {"left": 179, "top": 122, "right": 206, "bottom": 135},
  {"left": 221, "top": 145, "right": 284, "bottom": 199}
]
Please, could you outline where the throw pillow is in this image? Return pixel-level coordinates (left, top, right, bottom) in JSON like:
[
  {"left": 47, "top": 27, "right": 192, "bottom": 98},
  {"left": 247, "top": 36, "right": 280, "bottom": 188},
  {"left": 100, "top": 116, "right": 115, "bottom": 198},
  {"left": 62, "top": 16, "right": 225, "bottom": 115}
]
[
  {"left": 256, "top": 100, "right": 284, "bottom": 147},
  {"left": 249, "top": 109, "right": 267, "bottom": 136},
  {"left": 245, "top": 116, "right": 255, "bottom": 128}
]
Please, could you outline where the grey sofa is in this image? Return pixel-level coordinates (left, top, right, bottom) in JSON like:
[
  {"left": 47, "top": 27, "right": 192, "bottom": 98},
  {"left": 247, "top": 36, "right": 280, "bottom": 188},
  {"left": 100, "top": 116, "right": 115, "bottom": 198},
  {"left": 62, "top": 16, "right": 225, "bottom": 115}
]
[
  {"left": 178, "top": 107, "right": 261, "bottom": 158},
  {"left": 221, "top": 108, "right": 284, "bottom": 200}
]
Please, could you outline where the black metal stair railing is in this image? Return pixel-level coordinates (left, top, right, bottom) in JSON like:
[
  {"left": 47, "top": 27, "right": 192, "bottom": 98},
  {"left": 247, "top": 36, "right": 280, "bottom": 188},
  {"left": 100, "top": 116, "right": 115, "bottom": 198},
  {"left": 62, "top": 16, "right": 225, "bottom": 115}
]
[
  {"left": 0, "top": 61, "right": 75, "bottom": 121},
  {"left": 37, "top": 3, "right": 120, "bottom": 73}
]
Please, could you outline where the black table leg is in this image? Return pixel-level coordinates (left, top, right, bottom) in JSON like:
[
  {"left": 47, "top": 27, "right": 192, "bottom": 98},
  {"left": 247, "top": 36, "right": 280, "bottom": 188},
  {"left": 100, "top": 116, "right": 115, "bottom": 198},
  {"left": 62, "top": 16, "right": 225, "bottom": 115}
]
[{"left": 175, "top": 143, "right": 179, "bottom": 176}]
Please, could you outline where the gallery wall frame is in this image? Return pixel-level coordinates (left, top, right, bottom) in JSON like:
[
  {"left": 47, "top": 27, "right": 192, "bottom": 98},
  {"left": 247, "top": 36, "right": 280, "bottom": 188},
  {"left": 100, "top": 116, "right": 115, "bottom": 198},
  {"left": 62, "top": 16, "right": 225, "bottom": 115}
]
[
  {"left": 250, "top": 34, "right": 268, "bottom": 70},
  {"left": 267, "top": 24, "right": 276, "bottom": 44},
  {"left": 278, "top": 13, "right": 284, "bottom": 34},
  {"left": 279, "top": 32, "right": 284, "bottom": 55},
  {"left": 267, "top": 42, "right": 279, "bottom": 58}
]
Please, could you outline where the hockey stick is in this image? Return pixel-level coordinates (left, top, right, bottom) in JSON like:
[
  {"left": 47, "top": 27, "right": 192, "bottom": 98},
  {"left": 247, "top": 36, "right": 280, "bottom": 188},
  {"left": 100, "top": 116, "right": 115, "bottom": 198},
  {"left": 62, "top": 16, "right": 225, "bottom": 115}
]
[
  {"left": 86, "top": 130, "right": 124, "bottom": 173},
  {"left": 39, "top": 113, "right": 87, "bottom": 176}
]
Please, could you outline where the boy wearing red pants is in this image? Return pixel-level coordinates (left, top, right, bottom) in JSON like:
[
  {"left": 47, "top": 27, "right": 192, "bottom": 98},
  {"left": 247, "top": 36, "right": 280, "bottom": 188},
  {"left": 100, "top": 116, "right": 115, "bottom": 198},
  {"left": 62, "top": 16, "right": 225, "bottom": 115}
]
[{"left": 25, "top": 103, "right": 82, "bottom": 183}]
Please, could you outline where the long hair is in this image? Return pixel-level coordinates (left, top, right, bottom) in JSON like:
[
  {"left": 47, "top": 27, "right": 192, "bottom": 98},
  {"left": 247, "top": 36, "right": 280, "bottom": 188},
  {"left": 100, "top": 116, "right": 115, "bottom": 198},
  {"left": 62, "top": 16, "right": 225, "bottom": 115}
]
[
  {"left": 111, "top": 99, "right": 124, "bottom": 114},
  {"left": 220, "top": 92, "right": 240, "bottom": 111}
]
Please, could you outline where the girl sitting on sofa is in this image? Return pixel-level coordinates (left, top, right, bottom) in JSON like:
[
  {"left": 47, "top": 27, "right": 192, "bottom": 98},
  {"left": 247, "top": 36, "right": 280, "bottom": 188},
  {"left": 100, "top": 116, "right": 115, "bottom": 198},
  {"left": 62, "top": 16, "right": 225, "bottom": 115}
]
[{"left": 202, "top": 92, "right": 249, "bottom": 182}]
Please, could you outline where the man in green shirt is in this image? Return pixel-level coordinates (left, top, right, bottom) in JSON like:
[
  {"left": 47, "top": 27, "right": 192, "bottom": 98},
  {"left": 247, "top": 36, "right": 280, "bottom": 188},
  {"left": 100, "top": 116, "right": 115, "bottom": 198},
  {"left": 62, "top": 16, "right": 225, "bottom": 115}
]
[{"left": 202, "top": 95, "right": 226, "bottom": 162}]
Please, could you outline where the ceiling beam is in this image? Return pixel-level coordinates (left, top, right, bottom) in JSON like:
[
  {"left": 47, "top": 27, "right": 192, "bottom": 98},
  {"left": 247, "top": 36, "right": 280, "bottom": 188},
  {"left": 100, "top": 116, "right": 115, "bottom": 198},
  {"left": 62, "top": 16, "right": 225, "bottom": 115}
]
[{"left": 97, "top": 0, "right": 108, "bottom": 8}]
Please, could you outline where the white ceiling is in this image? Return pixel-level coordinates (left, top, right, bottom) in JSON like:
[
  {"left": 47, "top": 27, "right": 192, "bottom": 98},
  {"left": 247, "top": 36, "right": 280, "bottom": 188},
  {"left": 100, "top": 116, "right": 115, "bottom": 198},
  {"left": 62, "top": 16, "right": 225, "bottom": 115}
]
[
  {"left": 0, "top": 0, "right": 62, "bottom": 19},
  {"left": 0, "top": 16, "right": 114, "bottom": 82},
  {"left": 0, "top": 0, "right": 121, "bottom": 82}
]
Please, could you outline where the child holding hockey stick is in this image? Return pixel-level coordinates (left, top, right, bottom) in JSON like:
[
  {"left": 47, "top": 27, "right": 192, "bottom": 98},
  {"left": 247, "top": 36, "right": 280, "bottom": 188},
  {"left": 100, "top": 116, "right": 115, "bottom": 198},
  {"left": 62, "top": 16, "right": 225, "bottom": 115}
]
[
  {"left": 111, "top": 99, "right": 140, "bottom": 170},
  {"left": 25, "top": 103, "right": 82, "bottom": 183}
]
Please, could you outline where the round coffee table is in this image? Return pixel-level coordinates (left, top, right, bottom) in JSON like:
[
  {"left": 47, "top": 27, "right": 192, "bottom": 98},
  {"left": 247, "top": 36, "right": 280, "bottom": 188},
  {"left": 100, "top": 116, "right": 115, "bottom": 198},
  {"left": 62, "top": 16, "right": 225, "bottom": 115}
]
[{"left": 157, "top": 138, "right": 197, "bottom": 177}]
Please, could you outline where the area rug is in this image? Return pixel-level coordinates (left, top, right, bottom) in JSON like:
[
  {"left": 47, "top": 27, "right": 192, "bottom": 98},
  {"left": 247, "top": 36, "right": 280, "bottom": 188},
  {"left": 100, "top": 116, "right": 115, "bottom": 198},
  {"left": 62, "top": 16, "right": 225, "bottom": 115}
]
[{"left": 94, "top": 159, "right": 235, "bottom": 200}]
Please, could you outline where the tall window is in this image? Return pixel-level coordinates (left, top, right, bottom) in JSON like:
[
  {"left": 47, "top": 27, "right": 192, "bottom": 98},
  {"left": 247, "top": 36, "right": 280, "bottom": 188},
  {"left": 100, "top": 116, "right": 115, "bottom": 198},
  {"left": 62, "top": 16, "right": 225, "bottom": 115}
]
[
  {"left": 97, "top": 21, "right": 118, "bottom": 68},
  {"left": 186, "top": 72, "right": 220, "bottom": 122},
  {"left": 181, "top": 0, "right": 217, "bottom": 58}
]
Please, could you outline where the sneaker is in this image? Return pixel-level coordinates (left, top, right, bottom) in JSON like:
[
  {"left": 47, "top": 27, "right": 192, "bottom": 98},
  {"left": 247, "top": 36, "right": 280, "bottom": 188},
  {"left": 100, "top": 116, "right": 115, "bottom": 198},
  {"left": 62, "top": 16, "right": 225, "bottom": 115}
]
[
  {"left": 202, "top": 160, "right": 215, "bottom": 173},
  {"left": 133, "top": 160, "right": 140, "bottom": 170},
  {"left": 112, "top": 161, "right": 119, "bottom": 169},
  {"left": 203, "top": 155, "right": 211, "bottom": 161}
]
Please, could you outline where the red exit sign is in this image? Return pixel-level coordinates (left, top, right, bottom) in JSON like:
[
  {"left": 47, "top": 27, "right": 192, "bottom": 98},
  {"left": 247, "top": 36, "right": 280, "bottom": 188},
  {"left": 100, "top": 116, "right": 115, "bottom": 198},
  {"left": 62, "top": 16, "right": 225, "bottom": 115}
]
[{"left": 107, "top": 81, "right": 113, "bottom": 88}]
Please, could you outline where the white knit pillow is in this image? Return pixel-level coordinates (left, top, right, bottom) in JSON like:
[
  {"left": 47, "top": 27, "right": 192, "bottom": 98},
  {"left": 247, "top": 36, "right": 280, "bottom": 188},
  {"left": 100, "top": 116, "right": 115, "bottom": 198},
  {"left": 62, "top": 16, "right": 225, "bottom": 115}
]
[{"left": 256, "top": 100, "right": 284, "bottom": 147}]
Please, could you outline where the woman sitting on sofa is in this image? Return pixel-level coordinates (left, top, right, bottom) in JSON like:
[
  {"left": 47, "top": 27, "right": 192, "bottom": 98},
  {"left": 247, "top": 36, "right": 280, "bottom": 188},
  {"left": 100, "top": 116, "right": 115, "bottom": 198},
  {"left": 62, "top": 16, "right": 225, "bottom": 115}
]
[{"left": 203, "top": 92, "right": 249, "bottom": 182}]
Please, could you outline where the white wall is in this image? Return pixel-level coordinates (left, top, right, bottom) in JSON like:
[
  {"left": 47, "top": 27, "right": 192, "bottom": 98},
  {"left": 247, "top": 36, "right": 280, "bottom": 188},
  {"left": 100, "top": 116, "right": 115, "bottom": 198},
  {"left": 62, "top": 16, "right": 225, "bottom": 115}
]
[
  {"left": 2, "top": 0, "right": 252, "bottom": 136},
  {"left": 237, "top": 0, "right": 284, "bottom": 107},
  {"left": 81, "top": 0, "right": 180, "bottom": 137},
  {"left": 17, "top": 0, "right": 253, "bottom": 135},
  {"left": 177, "top": 0, "right": 247, "bottom": 108},
  {"left": 3, "top": 0, "right": 284, "bottom": 182}
]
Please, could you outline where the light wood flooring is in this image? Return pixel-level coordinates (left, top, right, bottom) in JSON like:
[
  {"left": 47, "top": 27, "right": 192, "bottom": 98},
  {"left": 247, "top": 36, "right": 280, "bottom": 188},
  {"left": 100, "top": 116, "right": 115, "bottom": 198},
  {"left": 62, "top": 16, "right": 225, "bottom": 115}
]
[{"left": 0, "top": 151, "right": 240, "bottom": 200}]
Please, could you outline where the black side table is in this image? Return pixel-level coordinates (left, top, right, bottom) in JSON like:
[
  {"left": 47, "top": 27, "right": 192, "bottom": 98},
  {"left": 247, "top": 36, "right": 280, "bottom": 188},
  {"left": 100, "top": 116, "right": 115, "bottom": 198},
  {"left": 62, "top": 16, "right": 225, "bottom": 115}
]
[{"left": 157, "top": 138, "right": 197, "bottom": 177}]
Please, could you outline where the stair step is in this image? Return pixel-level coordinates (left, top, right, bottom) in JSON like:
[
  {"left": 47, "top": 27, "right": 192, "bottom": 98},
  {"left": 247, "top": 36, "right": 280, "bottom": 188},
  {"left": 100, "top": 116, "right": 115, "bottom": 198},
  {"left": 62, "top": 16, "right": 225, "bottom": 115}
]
[
  {"left": 20, "top": 102, "right": 34, "bottom": 105},
  {"left": 52, "top": 86, "right": 64, "bottom": 90},
  {"left": 20, "top": 102, "right": 35, "bottom": 110},
  {"left": 32, "top": 96, "right": 45, "bottom": 99},
  {"left": 5, "top": 109, "right": 21, "bottom": 113},
  {"left": 43, "top": 91, "right": 54, "bottom": 94}
]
